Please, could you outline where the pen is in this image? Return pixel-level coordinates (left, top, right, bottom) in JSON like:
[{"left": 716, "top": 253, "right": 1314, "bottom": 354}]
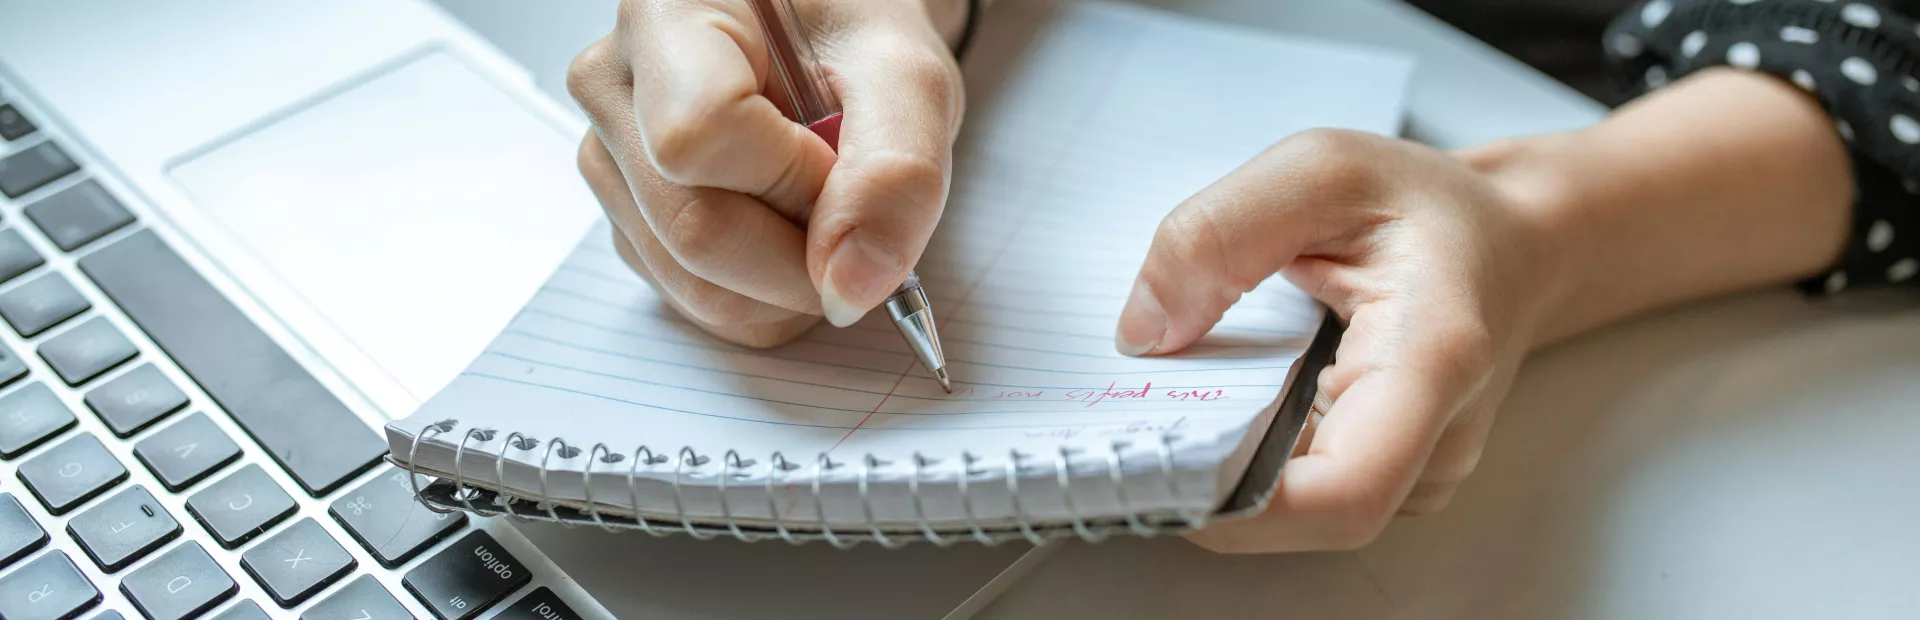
[{"left": 746, "top": 0, "right": 954, "bottom": 393}]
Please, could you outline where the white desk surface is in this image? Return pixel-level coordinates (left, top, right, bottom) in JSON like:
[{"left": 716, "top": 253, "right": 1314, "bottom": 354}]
[
  {"left": 436, "top": 0, "right": 1920, "bottom": 617},
  {"left": 978, "top": 2, "right": 1920, "bottom": 619}
]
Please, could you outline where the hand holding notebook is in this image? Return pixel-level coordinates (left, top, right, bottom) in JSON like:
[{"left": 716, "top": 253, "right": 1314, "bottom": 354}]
[{"left": 387, "top": 1, "right": 1414, "bottom": 545}]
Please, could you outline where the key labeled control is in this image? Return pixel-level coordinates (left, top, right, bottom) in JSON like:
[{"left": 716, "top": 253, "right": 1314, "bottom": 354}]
[
  {"left": 496, "top": 587, "right": 582, "bottom": 620},
  {"left": 403, "top": 530, "right": 531, "bottom": 620}
]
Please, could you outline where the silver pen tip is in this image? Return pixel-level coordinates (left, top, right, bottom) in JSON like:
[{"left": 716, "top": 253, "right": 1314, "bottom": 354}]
[{"left": 934, "top": 367, "right": 953, "bottom": 393}]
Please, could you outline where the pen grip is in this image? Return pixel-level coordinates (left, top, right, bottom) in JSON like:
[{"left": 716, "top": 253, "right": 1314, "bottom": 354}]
[{"left": 807, "top": 112, "right": 843, "bottom": 153}]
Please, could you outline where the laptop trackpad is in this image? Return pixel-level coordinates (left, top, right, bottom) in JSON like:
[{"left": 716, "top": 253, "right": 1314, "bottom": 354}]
[{"left": 168, "top": 51, "right": 599, "bottom": 413}]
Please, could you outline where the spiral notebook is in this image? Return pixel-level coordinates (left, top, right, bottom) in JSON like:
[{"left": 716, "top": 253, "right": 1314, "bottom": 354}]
[{"left": 386, "top": 0, "right": 1413, "bottom": 544}]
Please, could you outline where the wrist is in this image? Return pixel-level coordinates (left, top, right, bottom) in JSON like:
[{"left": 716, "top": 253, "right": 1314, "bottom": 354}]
[
  {"left": 923, "top": 0, "right": 971, "bottom": 49},
  {"left": 1455, "top": 132, "right": 1592, "bottom": 350}
]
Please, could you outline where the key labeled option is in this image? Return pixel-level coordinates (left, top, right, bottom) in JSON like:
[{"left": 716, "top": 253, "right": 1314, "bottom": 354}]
[
  {"left": 120, "top": 541, "right": 237, "bottom": 620},
  {"left": 403, "top": 530, "right": 531, "bottom": 620},
  {"left": 66, "top": 485, "right": 180, "bottom": 572}
]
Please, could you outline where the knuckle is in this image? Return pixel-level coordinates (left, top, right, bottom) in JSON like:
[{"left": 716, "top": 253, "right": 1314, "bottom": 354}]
[
  {"left": 641, "top": 107, "right": 715, "bottom": 181},
  {"left": 1151, "top": 204, "right": 1236, "bottom": 286},
  {"left": 1278, "top": 128, "right": 1381, "bottom": 202},
  {"left": 566, "top": 38, "right": 622, "bottom": 107},
  {"left": 674, "top": 280, "right": 761, "bottom": 326},
  {"left": 1429, "top": 320, "right": 1498, "bottom": 383},
  {"left": 851, "top": 148, "right": 949, "bottom": 207},
  {"left": 656, "top": 198, "right": 735, "bottom": 273}
]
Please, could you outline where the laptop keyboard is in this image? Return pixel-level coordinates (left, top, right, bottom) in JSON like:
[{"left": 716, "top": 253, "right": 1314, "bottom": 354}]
[{"left": 0, "top": 84, "right": 576, "bottom": 619}]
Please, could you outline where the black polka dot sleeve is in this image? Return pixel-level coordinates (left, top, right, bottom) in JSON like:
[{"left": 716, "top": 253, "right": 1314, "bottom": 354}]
[{"left": 1604, "top": 0, "right": 1920, "bottom": 294}]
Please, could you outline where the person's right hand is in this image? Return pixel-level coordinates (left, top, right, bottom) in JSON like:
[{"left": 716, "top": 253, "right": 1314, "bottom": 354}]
[{"left": 568, "top": 0, "right": 970, "bottom": 347}]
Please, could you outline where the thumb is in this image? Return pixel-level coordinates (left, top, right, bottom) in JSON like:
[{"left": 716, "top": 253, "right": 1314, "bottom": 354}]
[
  {"left": 1117, "top": 130, "right": 1383, "bottom": 355},
  {"left": 807, "top": 19, "right": 964, "bottom": 326}
]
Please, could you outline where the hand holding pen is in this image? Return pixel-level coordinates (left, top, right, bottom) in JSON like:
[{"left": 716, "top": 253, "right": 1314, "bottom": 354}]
[{"left": 567, "top": 0, "right": 972, "bottom": 384}]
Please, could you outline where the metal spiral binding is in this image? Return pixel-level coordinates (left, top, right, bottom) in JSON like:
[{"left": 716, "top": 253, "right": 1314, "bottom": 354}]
[{"left": 403, "top": 420, "right": 1234, "bottom": 547}]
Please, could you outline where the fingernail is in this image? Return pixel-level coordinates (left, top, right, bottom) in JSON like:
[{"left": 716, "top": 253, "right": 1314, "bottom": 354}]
[
  {"left": 1115, "top": 279, "right": 1166, "bottom": 356},
  {"left": 821, "top": 231, "right": 903, "bottom": 327}
]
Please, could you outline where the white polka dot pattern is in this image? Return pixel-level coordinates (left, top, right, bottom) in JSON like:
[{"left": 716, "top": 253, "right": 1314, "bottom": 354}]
[
  {"left": 1642, "top": 0, "right": 1672, "bottom": 28},
  {"left": 1891, "top": 259, "right": 1920, "bottom": 283},
  {"left": 1793, "top": 69, "right": 1818, "bottom": 91},
  {"left": 1780, "top": 26, "right": 1820, "bottom": 44},
  {"left": 1842, "top": 57, "right": 1878, "bottom": 85},
  {"left": 1869, "top": 220, "right": 1895, "bottom": 252},
  {"left": 1893, "top": 115, "right": 1920, "bottom": 144},
  {"left": 1841, "top": 3, "right": 1881, "bottom": 28},
  {"left": 1682, "top": 31, "right": 1709, "bottom": 57},
  {"left": 1728, "top": 42, "right": 1762, "bottom": 68}
]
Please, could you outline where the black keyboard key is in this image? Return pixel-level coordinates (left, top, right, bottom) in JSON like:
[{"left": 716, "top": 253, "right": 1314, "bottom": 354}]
[
  {"left": 211, "top": 601, "right": 268, "bottom": 620},
  {"left": 66, "top": 485, "right": 180, "bottom": 572},
  {"left": 0, "top": 384, "right": 76, "bottom": 459},
  {"left": 23, "top": 180, "right": 133, "bottom": 253},
  {"left": 403, "top": 530, "right": 530, "bottom": 620},
  {"left": 239, "top": 518, "right": 355, "bottom": 608},
  {"left": 0, "top": 494, "right": 49, "bottom": 569},
  {"left": 0, "top": 342, "right": 28, "bottom": 390},
  {"left": 38, "top": 317, "right": 137, "bottom": 386},
  {"left": 0, "top": 105, "right": 36, "bottom": 141},
  {"left": 18, "top": 433, "right": 126, "bottom": 515},
  {"left": 0, "top": 274, "right": 90, "bottom": 337},
  {"left": 0, "top": 552, "right": 100, "bottom": 620},
  {"left": 133, "top": 412, "right": 241, "bottom": 492},
  {"left": 300, "top": 575, "right": 410, "bottom": 620},
  {"left": 80, "top": 231, "right": 386, "bottom": 496},
  {"left": 0, "top": 229, "right": 47, "bottom": 285},
  {"left": 185, "top": 464, "right": 295, "bottom": 549},
  {"left": 497, "top": 587, "right": 581, "bottom": 620},
  {"left": 330, "top": 468, "right": 467, "bottom": 568},
  {"left": 0, "top": 142, "right": 79, "bottom": 199},
  {"left": 120, "top": 541, "right": 236, "bottom": 620},
  {"left": 84, "top": 364, "right": 187, "bottom": 438}
]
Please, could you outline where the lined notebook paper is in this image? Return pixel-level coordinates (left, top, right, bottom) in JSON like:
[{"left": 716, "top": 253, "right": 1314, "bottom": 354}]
[{"left": 388, "top": 1, "right": 1413, "bottom": 531}]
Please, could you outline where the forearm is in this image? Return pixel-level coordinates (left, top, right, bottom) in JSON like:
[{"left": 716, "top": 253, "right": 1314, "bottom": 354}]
[
  {"left": 1465, "top": 68, "right": 1855, "bottom": 347},
  {"left": 925, "top": 0, "right": 991, "bottom": 49}
]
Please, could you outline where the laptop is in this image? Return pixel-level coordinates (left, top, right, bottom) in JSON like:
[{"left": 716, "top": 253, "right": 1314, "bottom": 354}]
[{"left": 0, "top": 1, "right": 1042, "bottom": 618}]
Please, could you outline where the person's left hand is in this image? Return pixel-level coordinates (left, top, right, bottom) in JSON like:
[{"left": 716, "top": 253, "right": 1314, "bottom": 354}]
[{"left": 1115, "top": 128, "right": 1570, "bottom": 553}]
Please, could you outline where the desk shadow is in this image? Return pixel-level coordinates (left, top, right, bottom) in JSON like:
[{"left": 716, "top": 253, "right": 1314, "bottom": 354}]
[
  {"left": 981, "top": 289, "right": 1920, "bottom": 619},
  {"left": 515, "top": 520, "right": 1037, "bottom": 620}
]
